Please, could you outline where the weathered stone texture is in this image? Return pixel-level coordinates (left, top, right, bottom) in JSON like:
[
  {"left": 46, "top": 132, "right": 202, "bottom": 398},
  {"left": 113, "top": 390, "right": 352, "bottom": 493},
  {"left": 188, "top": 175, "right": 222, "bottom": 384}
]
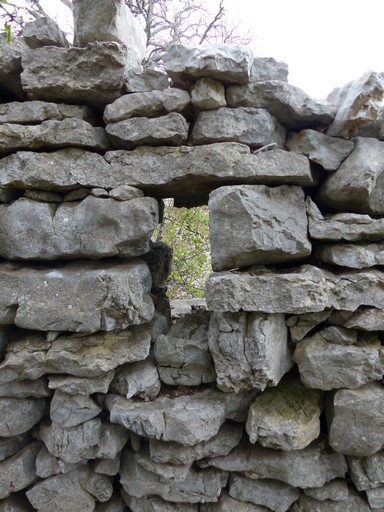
[
  {"left": 0, "top": 397, "right": 46, "bottom": 436},
  {"left": 251, "top": 57, "right": 288, "bottom": 82},
  {"left": 209, "top": 184, "right": 311, "bottom": 270},
  {"left": 317, "top": 242, "right": 384, "bottom": 268},
  {"left": 23, "top": 17, "right": 69, "bottom": 48},
  {"left": 0, "top": 442, "right": 40, "bottom": 499},
  {"left": 191, "top": 78, "right": 226, "bottom": 110},
  {"left": 0, "top": 101, "right": 95, "bottom": 125},
  {"left": 109, "top": 355, "right": 161, "bottom": 399},
  {"left": 0, "top": 37, "right": 27, "bottom": 99},
  {"left": 291, "top": 490, "right": 370, "bottom": 512}
]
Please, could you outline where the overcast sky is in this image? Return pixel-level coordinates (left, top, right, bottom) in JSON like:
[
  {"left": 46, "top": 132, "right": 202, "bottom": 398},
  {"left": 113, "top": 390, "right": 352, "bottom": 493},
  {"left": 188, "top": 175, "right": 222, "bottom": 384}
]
[{"left": 39, "top": 0, "right": 384, "bottom": 100}]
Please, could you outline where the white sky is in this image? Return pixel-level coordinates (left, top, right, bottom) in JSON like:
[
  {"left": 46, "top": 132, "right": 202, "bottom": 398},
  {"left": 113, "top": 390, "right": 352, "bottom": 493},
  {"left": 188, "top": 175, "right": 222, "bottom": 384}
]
[{"left": 39, "top": 0, "right": 384, "bottom": 100}]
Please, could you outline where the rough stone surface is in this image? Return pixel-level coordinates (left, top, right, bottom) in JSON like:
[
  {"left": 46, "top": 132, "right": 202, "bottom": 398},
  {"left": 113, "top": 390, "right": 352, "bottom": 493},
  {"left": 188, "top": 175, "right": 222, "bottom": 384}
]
[
  {"left": 227, "top": 80, "right": 336, "bottom": 129},
  {"left": 105, "top": 144, "right": 314, "bottom": 206},
  {"left": 317, "top": 137, "right": 384, "bottom": 214},
  {"left": 123, "top": 493, "right": 198, "bottom": 511},
  {"left": 106, "top": 388, "right": 255, "bottom": 445},
  {"left": 201, "top": 491, "right": 270, "bottom": 511},
  {"left": 104, "top": 89, "right": 190, "bottom": 122},
  {"left": 319, "top": 325, "right": 357, "bottom": 345},
  {"left": 286, "top": 311, "right": 332, "bottom": 342},
  {"left": 205, "top": 439, "right": 348, "bottom": 488},
  {"left": 307, "top": 197, "right": 384, "bottom": 241},
  {"left": 136, "top": 447, "right": 191, "bottom": 482},
  {"left": 209, "top": 184, "right": 311, "bottom": 270},
  {"left": 48, "top": 371, "right": 116, "bottom": 395},
  {"left": 106, "top": 113, "right": 189, "bottom": 149},
  {"left": 154, "top": 311, "right": 216, "bottom": 386},
  {"left": 0, "top": 397, "right": 46, "bottom": 436},
  {"left": 0, "top": 434, "right": 30, "bottom": 462},
  {"left": 0, "top": 101, "right": 95, "bottom": 125},
  {"left": 291, "top": 490, "right": 370, "bottom": 512},
  {"left": 73, "top": 0, "right": 146, "bottom": 59},
  {"left": 228, "top": 474, "right": 300, "bottom": 512},
  {"left": 0, "top": 442, "right": 40, "bottom": 499},
  {"left": 329, "top": 307, "right": 384, "bottom": 331},
  {"left": 125, "top": 70, "right": 170, "bottom": 93},
  {"left": 0, "top": 260, "right": 154, "bottom": 332},
  {"left": 245, "top": 379, "right": 323, "bottom": 450},
  {"left": 208, "top": 311, "right": 292, "bottom": 392},
  {"left": 293, "top": 333, "right": 384, "bottom": 390},
  {"left": 286, "top": 129, "right": 354, "bottom": 170},
  {"left": 0, "top": 326, "right": 151, "bottom": 382},
  {"left": 0, "top": 196, "right": 158, "bottom": 260},
  {"left": 50, "top": 390, "right": 102, "bottom": 427},
  {"left": 328, "top": 382, "right": 384, "bottom": 457},
  {"left": 348, "top": 451, "right": 384, "bottom": 491},
  {"left": 206, "top": 264, "right": 384, "bottom": 314},
  {"left": 0, "top": 119, "right": 109, "bottom": 154},
  {"left": 303, "top": 478, "right": 349, "bottom": 501},
  {"left": 21, "top": 43, "right": 141, "bottom": 106},
  {"left": 0, "top": 37, "right": 27, "bottom": 99},
  {"left": 23, "top": 17, "right": 69, "bottom": 48},
  {"left": 327, "top": 71, "right": 384, "bottom": 138},
  {"left": 110, "top": 355, "right": 161, "bottom": 399},
  {"left": 191, "top": 107, "right": 286, "bottom": 149},
  {"left": 120, "top": 449, "right": 227, "bottom": 503},
  {"left": 251, "top": 57, "right": 288, "bottom": 82},
  {"left": 316, "top": 242, "right": 384, "bottom": 268},
  {"left": 163, "top": 43, "right": 253, "bottom": 86},
  {"left": 366, "top": 487, "right": 384, "bottom": 508},
  {"left": 0, "top": 378, "right": 50, "bottom": 398},
  {"left": 191, "top": 78, "right": 226, "bottom": 110},
  {"left": 35, "top": 445, "right": 77, "bottom": 479},
  {"left": 0, "top": 495, "right": 34, "bottom": 511}
]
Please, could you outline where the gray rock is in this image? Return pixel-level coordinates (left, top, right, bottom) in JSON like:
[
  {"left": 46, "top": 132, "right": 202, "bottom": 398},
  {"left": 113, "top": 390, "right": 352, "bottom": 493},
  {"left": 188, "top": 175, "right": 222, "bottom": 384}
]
[
  {"left": 73, "top": 0, "right": 146, "bottom": 59},
  {"left": 366, "top": 487, "right": 384, "bottom": 508},
  {"left": 0, "top": 326, "right": 151, "bottom": 382},
  {"left": 286, "top": 311, "right": 332, "bottom": 342},
  {"left": 319, "top": 325, "right": 357, "bottom": 345},
  {"left": 48, "top": 371, "right": 115, "bottom": 395},
  {"left": 94, "top": 494, "right": 126, "bottom": 512},
  {"left": 245, "top": 379, "right": 323, "bottom": 450},
  {"left": 328, "top": 382, "right": 384, "bottom": 456},
  {"left": 0, "top": 378, "right": 50, "bottom": 398},
  {"left": 163, "top": 43, "right": 253, "bottom": 86},
  {"left": 23, "top": 17, "right": 69, "bottom": 48},
  {"left": 304, "top": 479, "right": 349, "bottom": 501},
  {"left": 24, "top": 189, "right": 63, "bottom": 203},
  {"left": 209, "top": 184, "right": 311, "bottom": 270},
  {"left": 106, "top": 388, "right": 255, "bottom": 445},
  {"left": 35, "top": 445, "right": 77, "bottom": 479},
  {"left": 0, "top": 397, "right": 46, "bottom": 436},
  {"left": 120, "top": 448, "right": 227, "bottom": 503},
  {"left": 286, "top": 129, "right": 354, "bottom": 170},
  {"left": 0, "top": 259, "right": 154, "bottom": 332},
  {"left": 104, "top": 89, "right": 190, "bottom": 123},
  {"left": 149, "top": 423, "right": 243, "bottom": 465},
  {"left": 227, "top": 80, "right": 336, "bottom": 129},
  {"left": 0, "top": 189, "right": 19, "bottom": 203},
  {"left": 50, "top": 390, "right": 102, "bottom": 427},
  {"left": 0, "top": 443, "right": 40, "bottom": 499},
  {"left": 291, "top": 490, "right": 370, "bottom": 512},
  {"left": 327, "top": 71, "right": 384, "bottom": 138},
  {"left": 0, "top": 434, "right": 30, "bottom": 462},
  {"left": 201, "top": 491, "right": 270, "bottom": 511},
  {"left": 136, "top": 448, "right": 190, "bottom": 483},
  {"left": 251, "top": 57, "right": 288, "bottom": 82},
  {"left": 106, "top": 113, "right": 189, "bottom": 149},
  {"left": 125, "top": 70, "right": 170, "bottom": 93},
  {"left": 110, "top": 355, "right": 161, "bottom": 399},
  {"left": 205, "top": 439, "right": 347, "bottom": 488},
  {"left": 317, "top": 137, "right": 384, "bottom": 214},
  {"left": 105, "top": 143, "right": 314, "bottom": 206},
  {"left": 39, "top": 419, "right": 129, "bottom": 464},
  {"left": 0, "top": 101, "right": 95, "bottom": 125},
  {"left": 307, "top": 196, "right": 384, "bottom": 242},
  {"left": 355, "top": 106, "right": 384, "bottom": 140},
  {"left": 109, "top": 185, "right": 144, "bottom": 200},
  {"left": 348, "top": 451, "right": 384, "bottom": 491},
  {"left": 0, "top": 196, "right": 158, "bottom": 260},
  {"left": 170, "top": 299, "right": 206, "bottom": 319},
  {"left": 191, "top": 78, "right": 226, "bottom": 110},
  {"left": 191, "top": 107, "right": 286, "bottom": 149},
  {"left": 0, "top": 37, "right": 27, "bottom": 99},
  {"left": 21, "top": 43, "right": 141, "bottom": 106},
  {"left": 228, "top": 474, "right": 299, "bottom": 512},
  {"left": 329, "top": 307, "right": 384, "bottom": 331},
  {"left": 206, "top": 264, "right": 384, "bottom": 314},
  {"left": 93, "top": 454, "right": 121, "bottom": 476},
  {"left": 317, "top": 242, "right": 384, "bottom": 268},
  {"left": 154, "top": 311, "right": 216, "bottom": 386},
  {"left": 0, "top": 119, "right": 109, "bottom": 154},
  {"left": 208, "top": 311, "right": 291, "bottom": 392},
  {"left": 0, "top": 495, "right": 34, "bottom": 511},
  {"left": 293, "top": 333, "right": 384, "bottom": 390},
  {"left": 122, "top": 492, "right": 198, "bottom": 511}
]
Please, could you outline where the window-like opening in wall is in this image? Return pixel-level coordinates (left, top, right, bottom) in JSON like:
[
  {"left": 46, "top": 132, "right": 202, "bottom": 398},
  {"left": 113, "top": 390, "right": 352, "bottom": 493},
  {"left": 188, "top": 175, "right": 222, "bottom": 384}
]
[{"left": 152, "top": 199, "right": 211, "bottom": 300}]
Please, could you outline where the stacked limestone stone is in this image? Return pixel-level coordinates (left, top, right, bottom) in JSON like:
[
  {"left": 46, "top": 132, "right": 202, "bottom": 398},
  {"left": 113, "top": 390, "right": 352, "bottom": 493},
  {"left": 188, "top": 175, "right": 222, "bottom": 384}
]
[{"left": 1, "top": 1, "right": 384, "bottom": 510}]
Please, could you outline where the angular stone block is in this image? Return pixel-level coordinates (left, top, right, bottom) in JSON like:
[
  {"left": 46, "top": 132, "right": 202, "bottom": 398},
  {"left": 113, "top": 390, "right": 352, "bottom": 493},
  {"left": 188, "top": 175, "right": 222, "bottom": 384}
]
[
  {"left": 201, "top": 491, "right": 270, "bottom": 511},
  {"left": 191, "top": 107, "right": 286, "bottom": 149},
  {"left": 208, "top": 311, "right": 291, "bottom": 392},
  {"left": 251, "top": 57, "right": 288, "bottom": 82},
  {"left": 122, "top": 493, "right": 198, "bottom": 512},
  {"left": 0, "top": 397, "right": 46, "bottom": 436},
  {"left": 348, "top": 451, "right": 384, "bottom": 491},
  {"left": 329, "top": 308, "right": 384, "bottom": 331},
  {"left": 48, "top": 372, "right": 115, "bottom": 396},
  {"left": 23, "top": 17, "right": 69, "bottom": 48},
  {"left": 0, "top": 101, "right": 95, "bottom": 125},
  {"left": 0, "top": 37, "right": 27, "bottom": 99},
  {"left": 191, "top": 78, "right": 226, "bottom": 110},
  {"left": 0, "top": 442, "right": 40, "bottom": 499},
  {"left": 209, "top": 184, "right": 311, "bottom": 270},
  {"left": 317, "top": 242, "right": 384, "bottom": 268},
  {"left": 110, "top": 355, "right": 160, "bottom": 399},
  {"left": 50, "top": 390, "right": 102, "bottom": 427},
  {"left": 303, "top": 479, "right": 349, "bottom": 501},
  {"left": 291, "top": 490, "right": 370, "bottom": 512},
  {"left": 125, "top": 70, "right": 170, "bottom": 93}
]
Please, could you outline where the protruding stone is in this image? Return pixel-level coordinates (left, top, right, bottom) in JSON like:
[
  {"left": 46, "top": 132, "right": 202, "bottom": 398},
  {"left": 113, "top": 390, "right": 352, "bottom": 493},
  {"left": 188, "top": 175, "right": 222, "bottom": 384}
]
[
  {"left": 286, "top": 311, "right": 332, "bottom": 342},
  {"left": 319, "top": 325, "right": 357, "bottom": 345},
  {"left": 163, "top": 43, "right": 253, "bottom": 87},
  {"left": 0, "top": 397, "right": 46, "bottom": 436},
  {"left": 227, "top": 80, "right": 336, "bottom": 129},
  {"left": 191, "top": 78, "right": 226, "bottom": 110},
  {"left": 154, "top": 311, "right": 216, "bottom": 386},
  {"left": 329, "top": 307, "right": 384, "bottom": 331},
  {"left": 303, "top": 479, "right": 349, "bottom": 501},
  {"left": 251, "top": 57, "right": 288, "bottom": 82},
  {"left": 328, "top": 382, "right": 384, "bottom": 456},
  {"left": 125, "top": 70, "right": 170, "bottom": 93},
  {"left": 35, "top": 445, "right": 77, "bottom": 479},
  {"left": 106, "top": 113, "right": 189, "bottom": 149},
  {"left": 0, "top": 37, "right": 28, "bottom": 99},
  {"left": 291, "top": 490, "right": 370, "bottom": 512},
  {"left": 110, "top": 355, "right": 161, "bottom": 399},
  {"left": 209, "top": 184, "right": 310, "bottom": 270},
  {"left": 0, "top": 434, "right": 30, "bottom": 462},
  {"left": 0, "top": 442, "right": 40, "bottom": 499},
  {"left": 317, "top": 242, "right": 384, "bottom": 268},
  {"left": 48, "top": 372, "right": 115, "bottom": 395},
  {"left": 245, "top": 379, "right": 323, "bottom": 450},
  {"left": 286, "top": 129, "right": 353, "bottom": 170},
  {"left": 318, "top": 137, "right": 384, "bottom": 214},
  {"left": 0, "top": 378, "right": 50, "bottom": 398},
  {"left": 201, "top": 491, "right": 270, "bottom": 511},
  {"left": 0, "top": 101, "right": 95, "bottom": 125},
  {"left": 191, "top": 107, "right": 286, "bottom": 149},
  {"left": 208, "top": 311, "right": 291, "bottom": 392},
  {"left": 327, "top": 71, "right": 384, "bottom": 138},
  {"left": 23, "top": 17, "right": 69, "bottom": 48},
  {"left": 136, "top": 448, "right": 190, "bottom": 483},
  {"left": 348, "top": 451, "right": 384, "bottom": 490},
  {"left": 21, "top": 43, "right": 141, "bottom": 106},
  {"left": 104, "top": 89, "right": 190, "bottom": 123},
  {"left": 50, "top": 390, "right": 102, "bottom": 427},
  {"left": 228, "top": 474, "right": 299, "bottom": 512},
  {"left": 293, "top": 333, "right": 384, "bottom": 390}
]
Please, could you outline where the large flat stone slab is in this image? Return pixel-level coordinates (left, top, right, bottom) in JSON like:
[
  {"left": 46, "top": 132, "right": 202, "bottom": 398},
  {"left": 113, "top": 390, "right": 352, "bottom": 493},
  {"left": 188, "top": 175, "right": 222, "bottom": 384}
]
[
  {"left": 0, "top": 196, "right": 158, "bottom": 260},
  {"left": 316, "top": 242, "right": 384, "bottom": 268},
  {"left": 291, "top": 490, "right": 370, "bottom": 512},
  {"left": 0, "top": 101, "right": 95, "bottom": 125},
  {"left": 206, "top": 264, "right": 384, "bottom": 314},
  {"left": 209, "top": 184, "right": 311, "bottom": 270},
  {"left": 0, "top": 260, "right": 154, "bottom": 332}
]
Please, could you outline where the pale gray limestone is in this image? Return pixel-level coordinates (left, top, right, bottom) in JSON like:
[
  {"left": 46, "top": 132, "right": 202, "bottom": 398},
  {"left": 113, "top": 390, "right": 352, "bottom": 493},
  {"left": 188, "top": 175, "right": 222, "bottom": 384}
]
[
  {"left": 23, "top": 17, "right": 69, "bottom": 48},
  {"left": 191, "top": 78, "right": 226, "bottom": 110},
  {"left": 251, "top": 57, "right": 288, "bottom": 82},
  {"left": 50, "top": 390, "right": 102, "bottom": 427},
  {"left": 0, "top": 442, "right": 40, "bottom": 499},
  {"left": 291, "top": 490, "right": 370, "bottom": 512},
  {"left": 317, "top": 242, "right": 384, "bottom": 268},
  {"left": 303, "top": 478, "right": 349, "bottom": 501},
  {"left": 0, "top": 101, "right": 95, "bottom": 125},
  {"left": 0, "top": 397, "right": 46, "bottom": 436},
  {"left": 109, "top": 355, "right": 161, "bottom": 399}
]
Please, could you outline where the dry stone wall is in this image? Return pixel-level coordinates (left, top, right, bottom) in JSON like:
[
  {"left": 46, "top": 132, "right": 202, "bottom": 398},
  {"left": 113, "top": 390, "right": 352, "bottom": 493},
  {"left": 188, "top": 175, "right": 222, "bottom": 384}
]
[{"left": 1, "top": 9, "right": 384, "bottom": 511}]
